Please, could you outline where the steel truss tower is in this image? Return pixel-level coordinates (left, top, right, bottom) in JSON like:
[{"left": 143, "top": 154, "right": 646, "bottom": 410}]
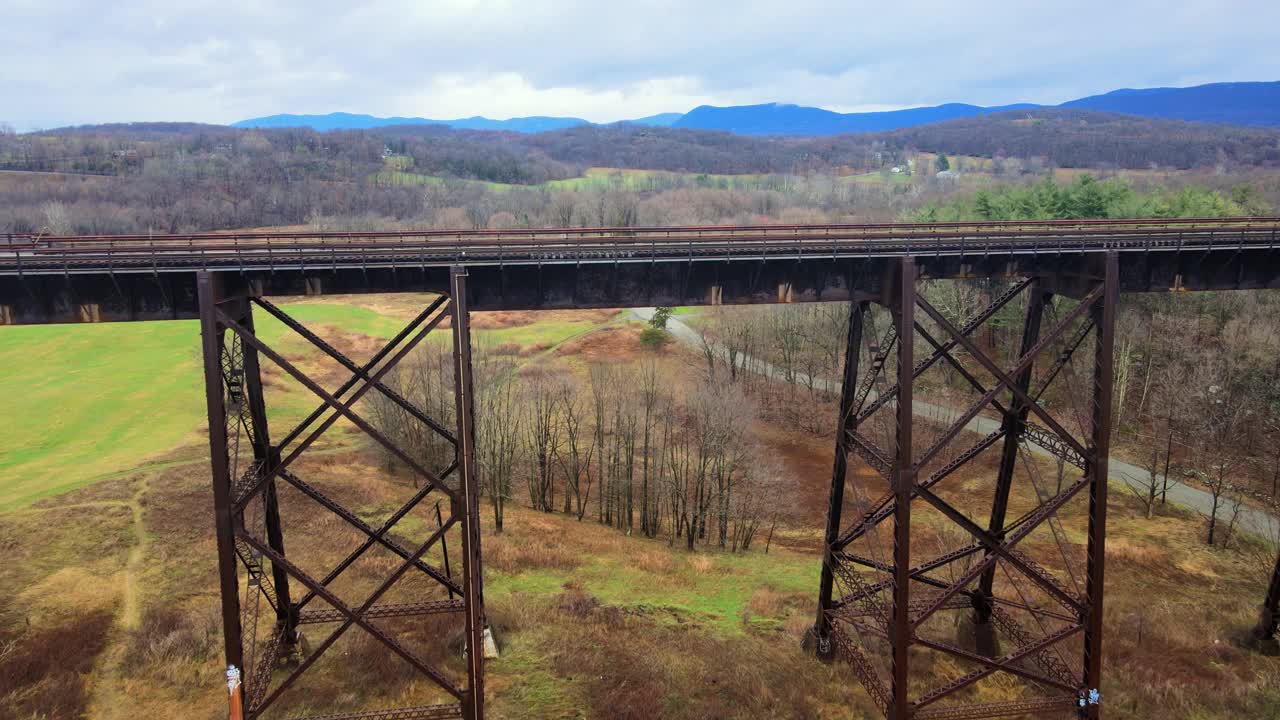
[
  {"left": 199, "top": 268, "right": 485, "bottom": 720},
  {"left": 812, "top": 255, "right": 1119, "bottom": 719}
]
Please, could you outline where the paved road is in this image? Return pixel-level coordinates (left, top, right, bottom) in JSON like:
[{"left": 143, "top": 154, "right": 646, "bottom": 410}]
[{"left": 632, "top": 308, "right": 1280, "bottom": 542}]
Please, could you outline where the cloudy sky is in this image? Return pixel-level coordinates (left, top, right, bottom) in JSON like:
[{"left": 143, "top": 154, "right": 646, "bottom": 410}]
[{"left": 5, "top": 0, "right": 1280, "bottom": 129}]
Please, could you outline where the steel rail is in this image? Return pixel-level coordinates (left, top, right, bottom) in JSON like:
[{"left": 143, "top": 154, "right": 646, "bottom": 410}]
[
  {"left": 13, "top": 221, "right": 1280, "bottom": 251},
  {"left": 5, "top": 224, "right": 1280, "bottom": 276},
  {"left": 10, "top": 214, "right": 1278, "bottom": 245}
]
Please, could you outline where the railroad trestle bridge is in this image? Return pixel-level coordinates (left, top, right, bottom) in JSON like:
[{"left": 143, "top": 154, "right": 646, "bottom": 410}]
[{"left": 4, "top": 217, "right": 1280, "bottom": 720}]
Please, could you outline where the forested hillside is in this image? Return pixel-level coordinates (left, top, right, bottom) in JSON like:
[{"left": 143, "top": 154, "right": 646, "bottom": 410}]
[
  {"left": 3, "top": 110, "right": 1280, "bottom": 236},
  {"left": 890, "top": 109, "right": 1280, "bottom": 170}
]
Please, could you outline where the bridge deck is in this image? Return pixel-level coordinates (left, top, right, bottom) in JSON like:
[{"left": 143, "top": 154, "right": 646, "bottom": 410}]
[
  {"left": 5, "top": 217, "right": 1280, "bottom": 275},
  {"left": 3, "top": 217, "right": 1280, "bottom": 323}
]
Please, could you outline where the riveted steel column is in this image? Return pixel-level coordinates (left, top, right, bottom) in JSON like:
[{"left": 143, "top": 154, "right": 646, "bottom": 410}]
[
  {"left": 451, "top": 267, "right": 485, "bottom": 720},
  {"left": 891, "top": 259, "right": 916, "bottom": 720},
  {"left": 974, "top": 282, "right": 1046, "bottom": 647},
  {"left": 1083, "top": 253, "right": 1117, "bottom": 718},
  {"left": 812, "top": 300, "right": 867, "bottom": 657},
  {"left": 199, "top": 271, "right": 245, "bottom": 698},
  {"left": 235, "top": 297, "right": 298, "bottom": 643},
  {"left": 1258, "top": 549, "right": 1280, "bottom": 640}
]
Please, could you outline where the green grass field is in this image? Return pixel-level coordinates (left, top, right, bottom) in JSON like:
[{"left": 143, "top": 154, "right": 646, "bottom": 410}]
[
  {"left": 0, "top": 320, "right": 204, "bottom": 511},
  {"left": 370, "top": 165, "right": 906, "bottom": 195},
  {"left": 0, "top": 302, "right": 623, "bottom": 511}
]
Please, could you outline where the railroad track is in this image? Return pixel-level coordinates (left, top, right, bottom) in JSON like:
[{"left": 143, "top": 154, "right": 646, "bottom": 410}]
[{"left": 4, "top": 217, "right": 1279, "bottom": 275}]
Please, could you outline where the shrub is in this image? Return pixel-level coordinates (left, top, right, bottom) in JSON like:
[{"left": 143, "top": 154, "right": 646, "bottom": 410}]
[{"left": 639, "top": 326, "right": 669, "bottom": 347}]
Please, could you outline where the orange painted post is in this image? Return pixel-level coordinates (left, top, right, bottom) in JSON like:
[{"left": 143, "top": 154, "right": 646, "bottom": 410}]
[{"left": 227, "top": 665, "right": 244, "bottom": 720}]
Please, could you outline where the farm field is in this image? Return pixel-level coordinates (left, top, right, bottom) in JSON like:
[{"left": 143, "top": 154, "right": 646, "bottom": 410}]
[
  {"left": 372, "top": 163, "right": 920, "bottom": 193},
  {"left": 369, "top": 158, "right": 1191, "bottom": 197}
]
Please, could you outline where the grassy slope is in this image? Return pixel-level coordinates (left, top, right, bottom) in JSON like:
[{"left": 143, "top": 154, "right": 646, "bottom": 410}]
[
  {"left": 0, "top": 301, "right": 622, "bottom": 511},
  {"left": 0, "top": 321, "right": 203, "bottom": 510}
]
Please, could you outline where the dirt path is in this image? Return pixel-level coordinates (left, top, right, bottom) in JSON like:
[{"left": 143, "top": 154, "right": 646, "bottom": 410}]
[
  {"left": 119, "top": 474, "right": 151, "bottom": 630},
  {"left": 633, "top": 307, "right": 1280, "bottom": 542}
]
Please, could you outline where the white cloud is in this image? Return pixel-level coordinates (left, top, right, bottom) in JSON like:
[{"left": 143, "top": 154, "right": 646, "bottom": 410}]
[{"left": 3, "top": 0, "right": 1279, "bottom": 129}]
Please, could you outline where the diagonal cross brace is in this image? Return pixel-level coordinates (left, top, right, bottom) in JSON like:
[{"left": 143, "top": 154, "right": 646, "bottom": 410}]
[
  {"left": 255, "top": 296, "right": 457, "bottom": 446},
  {"left": 835, "top": 428, "right": 1006, "bottom": 551},
  {"left": 848, "top": 428, "right": 894, "bottom": 477},
  {"left": 220, "top": 308, "right": 460, "bottom": 507},
  {"left": 232, "top": 301, "right": 450, "bottom": 511},
  {"left": 834, "top": 544, "right": 984, "bottom": 609},
  {"left": 240, "top": 519, "right": 463, "bottom": 717},
  {"left": 279, "top": 468, "right": 464, "bottom": 604},
  {"left": 295, "top": 462, "right": 461, "bottom": 610},
  {"left": 914, "top": 290, "right": 1100, "bottom": 466},
  {"left": 912, "top": 624, "right": 1083, "bottom": 707},
  {"left": 857, "top": 277, "right": 1035, "bottom": 424},
  {"left": 911, "top": 474, "right": 1092, "bottom": 629},
  {"left": 908, "top": 284, "right": 1102, "bottom": 471},
  {"left": 915, "top": 486, "right": 1084, "bottom": 615}
]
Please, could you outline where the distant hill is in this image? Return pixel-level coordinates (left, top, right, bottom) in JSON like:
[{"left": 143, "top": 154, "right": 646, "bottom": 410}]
[
  {"left": 672, "top": 102, "right": 1037, "bottom": 135},
  {"left": 233, "top": 81, "right": 1280, "bottom": 136},
  {"left": 670, "top": 82, "right": 1280, "bottom": 135},
  {"left": 620, "top": 112, "right": 684, "bottom": 127},
  {"left": 233, "top": 112, "right": 591, "bottom": 133},
  {"left": 888, "top": 108, "right": 1280, "bottom": 169},
  {"left": 1061, "top": 81, "right": 1280, "bottom": 127}
]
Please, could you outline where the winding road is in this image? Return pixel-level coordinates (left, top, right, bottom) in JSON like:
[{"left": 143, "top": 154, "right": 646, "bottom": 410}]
[{"left": 631, "top": 307, "right": 1280, "bottom": 542}]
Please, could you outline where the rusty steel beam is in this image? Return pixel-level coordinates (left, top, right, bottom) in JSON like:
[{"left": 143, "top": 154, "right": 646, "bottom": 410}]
[
  {"left": 1082, "top": 253, "right": 1118, "bottom": 718},
  {"left": 279, "top": 468, "right": 462, "bottom": 603},
  {"left": 974, "top": 285, "right": 1047, "bottom": 638},
  {"left": 195, "top": 281, "right": 485, "bottom": 719},
  {"left": 912, "top": 695, "right": 1080, "bottom": 720},
  {"left": 812, "top": 300, "right": 868, "bottom": 658},
  {"left": 198, "top": 272, "right": 245, "bottom": 688},
  {"left": 914, "top": 292, "right": 1096, "bottom": 466},
  {"left": 833, "top": 429, "right": 1005, "bottom": 553},
  {"left": 890, "top": 258, "right": 916, "bottom": 720},
  {"left": 913, "top": 625, "right": 1083, "bottom": 704},
  {"left": 288, "top": 704, "right": 464, "bottom": 720},
  {"left": 228, "top": 304, "right": 454, "bottom": 513},
  {"left": 254, "top": 296, "right": 456, "bottom": 445},
  {"left": 219, "top": 310, "right": 458, "bottom": 504},
  {"left": 233, "top": 296, "right": 299, "bottom": 649},
  {"left": 1259, "top": 550, "right": 1280, "bottom": 641},
  {"left": 857, "top": 278, "right": 1035, "bottom": 424},
  {"left": 239, "top": 522, "right": 463, "bottom": 716},
  {"left": 450, "top": 267, "right": 487, "bottom": 720},
  {"left": 821, "top": 261, "right": 1124, "bottom": 720}
]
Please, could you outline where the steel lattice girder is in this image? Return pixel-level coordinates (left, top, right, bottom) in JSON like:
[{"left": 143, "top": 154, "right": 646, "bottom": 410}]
[
  {"left": 811, "top": 254, "right": 1119, "bottom": 720},
  {"left": 198, "top": 269, "right": 486, "bottom": 720}
]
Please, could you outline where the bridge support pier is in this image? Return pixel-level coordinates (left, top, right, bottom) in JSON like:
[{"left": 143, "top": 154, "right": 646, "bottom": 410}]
[
  {"left": 812, "top": 254, "right": 1119, "bottom": 719},
  {"left": 1258, "top": 550, "right": 1280, "bottom": 643},
  {"left": 810, "top": 299, "right": 867, "bottom": 660},
  {"left": 198, "top": 270, "right": 486, "bottom": 720}
]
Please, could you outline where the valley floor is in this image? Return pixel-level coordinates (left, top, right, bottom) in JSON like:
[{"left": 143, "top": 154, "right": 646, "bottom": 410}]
[{"left": 1, "top": 297, "right": 1278, "bottom": 719}]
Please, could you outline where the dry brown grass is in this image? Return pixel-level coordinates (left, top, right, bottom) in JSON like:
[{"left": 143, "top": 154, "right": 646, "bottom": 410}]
[
  {"left": 686, "top": 554, "right": 716, "bottom": 574},
  {"left": 0, "top": 604, "right": 116, "bottom": 719},
  {"left": 553, "top": 324, "right": 644, "bottom": 362},
  {"left": 486, "top": 533, "right": 581, "bottom": 574},
  {"left": 745, "top": 588, "right": 789, "bottom": 618},
  {"left": 527, "top": 597, "right": 874, "bottom": 720},
  {"left": 121, "top": 603, "right": 221, "bottom": 687}
]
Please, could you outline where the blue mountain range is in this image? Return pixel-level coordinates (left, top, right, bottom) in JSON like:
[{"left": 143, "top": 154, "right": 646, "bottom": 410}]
[{"left": 233, "top": 81, "right": 1280, "bottom": 136}]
